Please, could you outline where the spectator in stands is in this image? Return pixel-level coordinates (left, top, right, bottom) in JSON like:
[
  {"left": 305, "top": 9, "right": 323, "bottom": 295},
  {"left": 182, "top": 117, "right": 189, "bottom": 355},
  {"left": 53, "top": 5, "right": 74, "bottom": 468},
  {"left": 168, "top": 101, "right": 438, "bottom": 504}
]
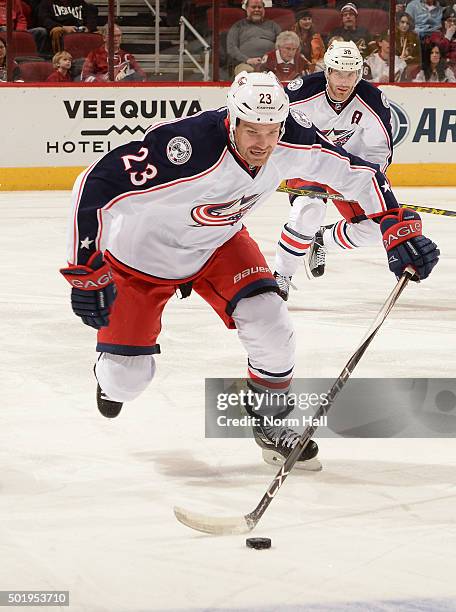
[
  {"left": 0, "top": 0, "right": 27, "bottom": 30},
  {"left": 0, "top": 0, "right": 48, "bottom": 54},
  {"left": 47, "top": 49, "right": 72, "bottom": 80},
  {"left": 259, "top": 30, "right": 311, "bottom": 80},
  {"left": 429, "top": 7, "right": 456, "bottom": 69},
  {"left": 0, "top": 37, "right": 22, "bottom": 80},
  {"left": 81, "top": 24, "right": 146, "bottom": 82},
  {"left": 405, "top": 0, "right": 443, "bottom": 41},
  {"left": 293, "top": 9, "right": 325, "bottom": 72},
  {"left": 328, "top": 3, "right": 370, "bottom": 57},
  {"left": 395, "top": 12, "right": 421, "bottom": 79},
  {"left": 226, "top": 0, "right": 281, "bottom": 75},
  {"left": 38, "top": 0, "right": 98, "bottom": 53},
  {"left": 363, "top": 31, "right": 407, "bottom": 81},
  {"left": 413, "top": 42, "right": 456, "bottom": 80}
]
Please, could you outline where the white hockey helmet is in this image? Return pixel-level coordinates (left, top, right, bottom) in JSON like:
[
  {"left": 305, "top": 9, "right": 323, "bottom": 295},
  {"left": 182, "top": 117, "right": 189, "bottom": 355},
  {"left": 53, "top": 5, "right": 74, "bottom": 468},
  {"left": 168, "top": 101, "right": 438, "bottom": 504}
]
[
  {"left": 227, "top": 71, "right": 289, "bottom": 140},
  {"left": 324, "top": 40, "right": 363, "bottom": 83}
]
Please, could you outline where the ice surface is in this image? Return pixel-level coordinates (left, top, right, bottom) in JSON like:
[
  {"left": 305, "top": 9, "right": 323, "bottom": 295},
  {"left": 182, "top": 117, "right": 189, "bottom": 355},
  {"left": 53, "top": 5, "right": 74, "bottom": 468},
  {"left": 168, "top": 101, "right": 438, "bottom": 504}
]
[{"left": 0, "top": 188, "right": 455, "bottom": 612}]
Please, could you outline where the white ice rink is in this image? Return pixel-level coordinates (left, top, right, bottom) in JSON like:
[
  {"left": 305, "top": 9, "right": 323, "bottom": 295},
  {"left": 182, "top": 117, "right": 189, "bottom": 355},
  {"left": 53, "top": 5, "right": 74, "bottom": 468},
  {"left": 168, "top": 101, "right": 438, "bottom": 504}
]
[{"left": 1, "top": 187, "right": 455, "bottom": 612}]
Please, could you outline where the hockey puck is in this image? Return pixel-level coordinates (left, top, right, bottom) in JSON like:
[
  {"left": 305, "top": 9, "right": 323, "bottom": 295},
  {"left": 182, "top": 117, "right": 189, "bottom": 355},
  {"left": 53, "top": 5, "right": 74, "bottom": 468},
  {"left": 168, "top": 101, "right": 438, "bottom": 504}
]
[{"left": 246, "top": 537, "right": 271, "bottom": 550}]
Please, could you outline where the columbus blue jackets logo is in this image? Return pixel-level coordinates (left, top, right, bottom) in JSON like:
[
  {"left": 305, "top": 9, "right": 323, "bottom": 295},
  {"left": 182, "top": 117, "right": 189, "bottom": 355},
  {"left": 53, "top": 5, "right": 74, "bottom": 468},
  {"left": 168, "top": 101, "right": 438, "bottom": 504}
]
[
  {"left": 323, "top": 127, "right": 357, "bottom": 147},
  {"left": 191, "top": 194, "right": 262, "bottom": 226},
  {"left": 287, "top": 77, "right": 303, "bottom": 91},
  {"left": 290, "top": 109, "right": 312, "bottom": 128},
  {"left": 166, "top": 136, "right": 192, "bottom": 165},
  {"left": 389, "top": 101, "right": 410, "bottom": 147}
]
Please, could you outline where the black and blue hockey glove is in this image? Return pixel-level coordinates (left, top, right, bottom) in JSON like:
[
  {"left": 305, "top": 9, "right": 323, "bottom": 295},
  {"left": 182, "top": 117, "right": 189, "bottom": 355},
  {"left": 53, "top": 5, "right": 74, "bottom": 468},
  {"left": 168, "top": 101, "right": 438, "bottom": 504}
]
[
  {"left": 380, "top": 208, "right": 439, "bottom": 281},
  {"left": 60, "top": 251, "right": 117, "bottom": 329}
]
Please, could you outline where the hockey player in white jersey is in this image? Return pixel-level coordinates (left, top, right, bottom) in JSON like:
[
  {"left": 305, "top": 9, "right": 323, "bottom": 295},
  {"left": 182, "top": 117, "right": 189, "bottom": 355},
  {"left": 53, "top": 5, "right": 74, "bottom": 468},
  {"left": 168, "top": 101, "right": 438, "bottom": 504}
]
[
  {"left": 274, "top": 40, "right": 395, "bottom": 298},
  {"left": 60, "top": 71, "right": 439, "bottom": 470}
]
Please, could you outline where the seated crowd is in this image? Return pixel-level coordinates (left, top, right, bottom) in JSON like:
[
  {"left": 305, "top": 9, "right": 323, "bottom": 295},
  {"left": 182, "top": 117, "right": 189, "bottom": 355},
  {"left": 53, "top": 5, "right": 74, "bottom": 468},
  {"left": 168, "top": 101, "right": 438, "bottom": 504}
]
[{"left": 1, "top": 0, "right": 456, "bottom": 82}]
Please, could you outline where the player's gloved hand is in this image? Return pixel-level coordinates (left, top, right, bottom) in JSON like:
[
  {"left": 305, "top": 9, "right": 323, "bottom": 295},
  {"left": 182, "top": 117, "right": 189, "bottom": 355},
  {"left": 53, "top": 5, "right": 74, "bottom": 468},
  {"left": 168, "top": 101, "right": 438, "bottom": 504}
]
[
  {"left": 60, "top": 251, "right": 117, "bottom": 329},
  {"left": 274, "top": 272, "right": 292, "bottom": 301},
  {"left": 380, "top": 208, "right": 439, "bottom": 281}
]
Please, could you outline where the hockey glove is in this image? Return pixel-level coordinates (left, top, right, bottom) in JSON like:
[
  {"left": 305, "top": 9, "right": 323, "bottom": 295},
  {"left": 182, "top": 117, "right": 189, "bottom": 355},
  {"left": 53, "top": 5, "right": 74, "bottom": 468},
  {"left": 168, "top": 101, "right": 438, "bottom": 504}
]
[
  {"left": 60, "top": 251, "right": 117, "bottom": 329},
  {"left": 380, "top": 209, "right": 439, "bottom": 281}
]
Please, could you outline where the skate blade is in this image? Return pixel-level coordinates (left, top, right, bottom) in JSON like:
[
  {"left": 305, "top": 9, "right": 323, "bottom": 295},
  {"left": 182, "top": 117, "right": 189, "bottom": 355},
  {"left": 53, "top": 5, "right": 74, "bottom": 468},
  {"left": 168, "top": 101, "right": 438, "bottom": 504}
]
[{"left": 262, "top": 449, "right": 323, "bottom": 472}]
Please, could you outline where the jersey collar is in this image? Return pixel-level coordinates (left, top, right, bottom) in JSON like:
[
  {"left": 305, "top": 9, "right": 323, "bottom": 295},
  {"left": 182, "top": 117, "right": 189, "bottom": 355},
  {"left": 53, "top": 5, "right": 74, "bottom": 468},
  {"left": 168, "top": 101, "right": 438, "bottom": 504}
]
[{"left": 325, "top": 87, "right": 356, "bottom": 114}]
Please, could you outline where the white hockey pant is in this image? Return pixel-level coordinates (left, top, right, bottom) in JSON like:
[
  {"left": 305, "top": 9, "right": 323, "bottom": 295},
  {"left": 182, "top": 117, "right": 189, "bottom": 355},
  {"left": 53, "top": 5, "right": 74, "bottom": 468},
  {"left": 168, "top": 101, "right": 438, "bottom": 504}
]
[
  {"left": 95, "top": 353, "right": 157, "bottom": 403},
  {"left": 274, "top": 196, "right": 327, "bottom": 277},
  {"left": 95, "top": 293, "right": 295, "bottom": 404},
  {"left": 323, "top": 218, "right": 381, "bottom": 251},
  {"left": 233, "top": 292, "right": 295, "bottom": 383}
]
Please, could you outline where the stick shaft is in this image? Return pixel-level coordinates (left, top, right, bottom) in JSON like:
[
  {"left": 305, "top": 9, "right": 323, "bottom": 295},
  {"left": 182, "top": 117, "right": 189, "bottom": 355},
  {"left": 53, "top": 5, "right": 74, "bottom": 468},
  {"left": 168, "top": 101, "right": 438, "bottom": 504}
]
[
  {"left": 277, "top": 185, "right": 456, "bottom": 218},
  {"left": 245, "top": 268, "right": 413, "bottom": 528}
]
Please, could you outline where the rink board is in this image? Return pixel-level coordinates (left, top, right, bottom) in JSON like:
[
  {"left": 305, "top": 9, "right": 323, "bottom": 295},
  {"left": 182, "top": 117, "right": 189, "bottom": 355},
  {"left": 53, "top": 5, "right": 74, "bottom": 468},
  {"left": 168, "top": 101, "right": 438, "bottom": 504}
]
[{"left": 0, "top": 82, "right": 455, "bottom": 189}]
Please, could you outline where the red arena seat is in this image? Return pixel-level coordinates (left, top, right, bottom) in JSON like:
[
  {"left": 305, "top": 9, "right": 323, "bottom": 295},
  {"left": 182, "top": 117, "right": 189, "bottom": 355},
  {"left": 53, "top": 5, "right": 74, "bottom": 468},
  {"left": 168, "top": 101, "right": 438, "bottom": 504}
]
[
  {"left": 264, "top": 8, "right": 295, "bottom": 31},
  {"left": 207, "top": 7, "right": 244, "bottom": 32},
  {"left": 308, "top": 8, "right": 341, "bottom": 37},
  {"left": 0, "top": 31, "right": 38, "bottom": 58},
  {"left": 357, "top": 9, "right": 389, "bottom": 36},
  {"left": 19, "top": 61, "right": 54, "bottom": 81},
  {"left": 63, "top": 32, "right": 103, "bottom": 59}
]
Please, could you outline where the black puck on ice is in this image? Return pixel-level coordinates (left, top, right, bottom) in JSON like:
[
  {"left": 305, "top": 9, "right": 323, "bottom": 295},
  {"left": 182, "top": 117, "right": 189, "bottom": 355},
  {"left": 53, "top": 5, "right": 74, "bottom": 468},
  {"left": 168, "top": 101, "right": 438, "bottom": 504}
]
[{"left": 246, "top": 537, "right": 272, "bottom": 549}]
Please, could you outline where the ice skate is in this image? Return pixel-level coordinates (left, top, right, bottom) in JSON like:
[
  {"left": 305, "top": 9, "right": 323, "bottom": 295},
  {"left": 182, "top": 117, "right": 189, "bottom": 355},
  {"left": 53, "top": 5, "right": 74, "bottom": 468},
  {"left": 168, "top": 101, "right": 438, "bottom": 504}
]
[
  {"left": 96, "top": 384, "right": 123, "bottom": 418},
  {"left": 253, "top": 421, "right": 322, "bottom": 471},
  {"left": 305, "top": 227, "right": 327, "bottom": 279},
  {"left": 273, "top": 271, "right": 294, "bottom": 301}
]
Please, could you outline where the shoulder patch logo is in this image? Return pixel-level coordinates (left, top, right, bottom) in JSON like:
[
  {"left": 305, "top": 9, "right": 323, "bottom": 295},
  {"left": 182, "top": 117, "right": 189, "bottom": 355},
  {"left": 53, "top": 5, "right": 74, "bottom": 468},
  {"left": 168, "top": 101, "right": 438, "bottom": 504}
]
[
  {"left": 381, "top": 92, "right": 390, "bottom": 108},
  {"left": 287, "top": 77, "right": 303, "bottom": 91},
  {"left": 167, "top": 136, "right": 192, "bottom": 165},
  {"left": 290, "top": 108, "right": 312, "bottom": 129}
]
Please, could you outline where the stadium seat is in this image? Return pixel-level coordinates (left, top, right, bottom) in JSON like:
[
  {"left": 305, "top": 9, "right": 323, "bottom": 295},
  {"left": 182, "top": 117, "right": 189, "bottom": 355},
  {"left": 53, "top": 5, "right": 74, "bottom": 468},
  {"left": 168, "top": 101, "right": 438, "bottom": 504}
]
[
  {"left": 308, "top": 9, "right": 340, "bottom": 37},
  {"left": 207, "top": 8, "right": 244, "bottom": 32},
  {"left": 19, "top": 61, "right": 54, "bottom": 82},
  {"left": 357, "top": 9, "right": 389, "bottom": 36},
  {"left": 264, "top": 8, "right": 295, "bottom": 31},
  {"left": 63, "top": 32, "right": 103, "bottom": 59},
  {"left": 0, "top": 31, "right": 38, "bottom": 58}
]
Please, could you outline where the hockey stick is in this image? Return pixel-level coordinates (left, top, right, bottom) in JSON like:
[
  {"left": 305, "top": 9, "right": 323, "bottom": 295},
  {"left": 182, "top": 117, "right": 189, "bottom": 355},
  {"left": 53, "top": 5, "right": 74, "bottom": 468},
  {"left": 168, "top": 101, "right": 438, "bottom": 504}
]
[
  {"left": 174, "top": 266, "right": 415, "bottom": 535},
  {"left": 277, "top": 185, "right": 456, "bottom": 219}
]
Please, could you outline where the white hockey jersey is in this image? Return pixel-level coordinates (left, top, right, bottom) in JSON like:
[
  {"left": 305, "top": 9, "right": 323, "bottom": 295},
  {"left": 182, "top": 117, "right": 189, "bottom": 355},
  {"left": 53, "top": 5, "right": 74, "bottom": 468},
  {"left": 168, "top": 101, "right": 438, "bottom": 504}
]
[
  {"left": 68, "top": 108, "right": 398, "bottom": 280},
  {"left": 285, "top": 72, "right": 393, "bottom": 172}
]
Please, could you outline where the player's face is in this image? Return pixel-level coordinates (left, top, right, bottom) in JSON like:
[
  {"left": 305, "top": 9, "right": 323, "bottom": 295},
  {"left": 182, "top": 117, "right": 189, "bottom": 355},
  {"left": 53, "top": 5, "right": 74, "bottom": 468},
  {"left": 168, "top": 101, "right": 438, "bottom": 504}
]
[
  {"left": 235, "top": 120, "right": 281, "bottom": 166},
  {"left": 327, "top": 69, "right": 358, "bottom": 101}
]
